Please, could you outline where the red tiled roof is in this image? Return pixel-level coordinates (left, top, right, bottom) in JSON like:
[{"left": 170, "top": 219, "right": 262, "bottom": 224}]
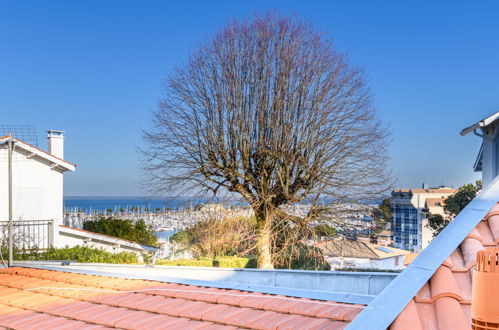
[
  {"left": 0, "top": 267, "right": 365, "bottom": 329},
  {"left": 390, "top": 203, "right": 499, "bottom": 330}
]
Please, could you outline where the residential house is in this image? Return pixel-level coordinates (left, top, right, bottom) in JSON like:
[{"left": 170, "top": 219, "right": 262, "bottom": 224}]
[
  {"left": 0, "top": 131, "right": 154, "bottom": 257},
  {"left": 317, "top": 239, "right": 410, "bottom": 271}
]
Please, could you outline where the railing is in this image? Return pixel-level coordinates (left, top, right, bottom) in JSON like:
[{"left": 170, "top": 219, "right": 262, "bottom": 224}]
[{"left": 0, "top": 220, "right": 53, "bottom": 251}]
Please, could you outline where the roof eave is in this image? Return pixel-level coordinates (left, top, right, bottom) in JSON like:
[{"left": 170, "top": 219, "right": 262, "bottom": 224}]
[
  {"left": 461, "top": 111, "right": 499, "bottom": 136},
  {"left": 1, "top": 136, "right": 76, "bottom": 171}
]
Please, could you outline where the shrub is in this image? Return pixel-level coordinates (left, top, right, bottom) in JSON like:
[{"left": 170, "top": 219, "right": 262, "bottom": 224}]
[
  {"left": 83, "top": 217, "right": 158, "bottom": 247},
  {"left": 11, "top": 245, "right": 138, "bottom": 264},
  {"left": 169, "top": 216, "right": 257, "bottom": 258},
  {"left": 155, "top": 256, "right": 257, "bottom": 268},
  {"left": 273, "top": 244, "right": 331, "bottom": 271}
]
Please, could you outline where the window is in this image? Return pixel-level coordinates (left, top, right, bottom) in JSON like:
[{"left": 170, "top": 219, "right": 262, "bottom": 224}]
[
  {"left": 410, "top": 229, "right": 417, "bottom": 235},
  {"left": 412, "top": 239, "right": 418, "bottom": 245}
]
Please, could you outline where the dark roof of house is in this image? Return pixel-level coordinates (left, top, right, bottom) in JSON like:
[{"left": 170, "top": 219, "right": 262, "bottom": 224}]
[{"left": 317, "top": 240, "right": 410, "bottom": 259}]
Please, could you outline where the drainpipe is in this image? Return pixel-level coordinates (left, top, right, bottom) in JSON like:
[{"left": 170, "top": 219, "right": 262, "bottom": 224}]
[
  {"left": 7, "top": 136, "right": 13, "bottom": 267},
  {"left": 472, "top": 248, "right": 499, "bottom": 329}
]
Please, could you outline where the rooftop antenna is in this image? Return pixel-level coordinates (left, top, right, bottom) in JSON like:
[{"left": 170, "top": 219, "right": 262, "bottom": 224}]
[{"left": 0, "top": 125, "right": 38, "bottom": 146}]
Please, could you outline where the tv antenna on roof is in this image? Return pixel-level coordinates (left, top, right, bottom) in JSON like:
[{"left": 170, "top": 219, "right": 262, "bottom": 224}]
[{"left": 0, "top": 125, "right": 38, "bottom": 146}]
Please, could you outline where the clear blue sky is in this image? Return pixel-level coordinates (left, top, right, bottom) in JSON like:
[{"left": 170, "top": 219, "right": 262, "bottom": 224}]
[{"left": 1, "top": 1, "right": 497, "bottom": 196}]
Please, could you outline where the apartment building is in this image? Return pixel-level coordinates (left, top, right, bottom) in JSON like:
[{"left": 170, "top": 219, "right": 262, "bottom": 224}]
[{"left": 390, "top": 186, "right": 456, "bottom": 251}]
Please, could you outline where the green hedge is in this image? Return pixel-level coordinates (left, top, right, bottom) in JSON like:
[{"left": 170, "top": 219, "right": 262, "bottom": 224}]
[
  {"left": 155, "top": 256, "right": 257, "bottom": 268},
  {"left": 9, "top": 246, "right": 138, "bottom": 264}
]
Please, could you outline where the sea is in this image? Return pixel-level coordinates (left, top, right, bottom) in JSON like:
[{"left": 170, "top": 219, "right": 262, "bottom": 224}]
[
  {"left": 64, "top": 196, "right": 381, "bottom": 213},
  {"left": 63, "top": 197, "right": 244, "bottom": 213}
]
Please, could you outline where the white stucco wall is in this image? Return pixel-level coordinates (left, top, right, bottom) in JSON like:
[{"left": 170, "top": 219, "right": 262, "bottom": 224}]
[{"left": 0, "top": 145, "right": 64, "bottom": 225}]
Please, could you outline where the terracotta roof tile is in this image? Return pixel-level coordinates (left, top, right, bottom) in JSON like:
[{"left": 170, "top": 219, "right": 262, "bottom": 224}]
[
  {"left": 0, "top": 266, "right": 363, "bottom": 329},
  {"left": 390, "top": 202, "right": 499, "bottom": 329}
]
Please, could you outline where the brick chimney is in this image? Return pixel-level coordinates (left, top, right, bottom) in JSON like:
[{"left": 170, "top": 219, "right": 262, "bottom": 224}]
[
  {"left": 47, "top": 130, "right": 64, "bottom": 159},
  {"left": 471, "top": 248, "right": 499, "bottom": 329}
]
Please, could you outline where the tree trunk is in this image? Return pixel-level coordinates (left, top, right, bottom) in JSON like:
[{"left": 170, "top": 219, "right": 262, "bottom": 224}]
[{"left": 255, "top": 207, "right": 274, "bottom": 269}]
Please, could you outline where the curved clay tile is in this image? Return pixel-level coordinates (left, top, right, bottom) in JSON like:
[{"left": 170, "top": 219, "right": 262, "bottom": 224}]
[
  {"left": 475, "top": 220, "right": 496, "bottom": 244},
  {"left": 460, "top": 237, "right": 485, "bottom": 268},
  {"left": 414, "top": 283, "right": 432, "bottom": 303},
  {"left": 390, "top": 300, "right": 423, "bottom": 330},
  {"left": 467, "top": 227, "right": 483, "bottom": 242},
  {"left": 430, "top": 266, "right": 463, "bottom": 301},
  {"left": 487, "top": 213, "right": 499, "bottom": 243},
  {"left": 434, "top": 296, "right": 469, "bottom": 330}
]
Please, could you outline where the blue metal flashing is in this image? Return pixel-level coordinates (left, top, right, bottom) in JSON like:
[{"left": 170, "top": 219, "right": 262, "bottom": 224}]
[
  {"left": 347, "top": 178, "right": 499, "bottom": 330},
  {"left": 15, "top": 263, "right": 377, "bottom": 305}
]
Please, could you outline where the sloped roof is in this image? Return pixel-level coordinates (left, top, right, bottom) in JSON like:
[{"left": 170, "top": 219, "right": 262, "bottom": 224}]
[
  {"left": 403, "top": 253, "right": 419, "bottom": 266},
  {"left": 0, "top": 135, "right": 76, "bottom": 171},
  {"left": 59, "top": 225, "right": 157, "bottom": 252},
  {"left": 393, "top": 188, "right": 457, "bottom": 195},
  {"left": 461, "top": 111, "right": 499, "bottom": 136},
  {"left": 425, "top": 198, "right": 444, "bottom": 208},
  {"left": 318, "top": 240, "right": 409, "bottom": 259},
  {"left": 0, "top": 267, "right": 364, "bottom": 329},
  {"left": 390, "top": 203, "right": 499, "bottom": 329}
]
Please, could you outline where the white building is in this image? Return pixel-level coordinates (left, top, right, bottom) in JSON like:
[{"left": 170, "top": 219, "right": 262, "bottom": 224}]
[
  {"left": 0, "top": 131, "right": 75, "bottom": 227},
  {"left": 391, "top": 187, "right": 457, "bottom": 252},
  {"left": 0, "top": 131, "right": 155, "bottom": 257}
]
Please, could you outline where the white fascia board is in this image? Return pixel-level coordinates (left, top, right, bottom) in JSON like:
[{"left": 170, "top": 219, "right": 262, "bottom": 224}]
[
  {"left": 58, "top": 226, "right": 147, "bottom": 250},
  {"left": 461, "top": 111, "right": 499, "bottom": 136},
  {"left": 0, "top": 136, "right": 76, "bottom": 172}
]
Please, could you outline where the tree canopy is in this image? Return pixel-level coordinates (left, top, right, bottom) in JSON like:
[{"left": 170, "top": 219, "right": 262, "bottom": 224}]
[
  {"left": 444, "top": 180, "right": 482, "bottom": 217},
  {"left": 83, "top": 218, "right": 158, "bottom": 247},
  {"left": 370, "top": 198, "right": 391, "bottom": 242},
  {"left": 143, "top": 13, "right": 391, "bottom": 268},
  {"left": 426, "top": 180, "right": 482, "bottom": 237}
]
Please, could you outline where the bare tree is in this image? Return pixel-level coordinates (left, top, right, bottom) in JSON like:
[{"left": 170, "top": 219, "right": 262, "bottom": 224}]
[{"left": 143, "top": 14, "right": 391, "bottom": 269}]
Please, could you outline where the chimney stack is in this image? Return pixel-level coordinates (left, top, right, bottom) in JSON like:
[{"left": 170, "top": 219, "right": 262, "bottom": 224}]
[
  {"left": 471, "top": 248, "right": 499, "bottom": 329},
  {"left": 47, "top": 130, "right": 64, "bottom": 159}
]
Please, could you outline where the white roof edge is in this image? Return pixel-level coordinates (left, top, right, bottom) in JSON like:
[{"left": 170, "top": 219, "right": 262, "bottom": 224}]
[
  {"left": 346, "top": 177, "right": 499, "bottom": 330},
  {"left": 58, "top": 225, "right": 155, "bottom": 250},
  {"left": 0, "top": 136, "right": 76, "bottom": 171},
  {"left": 461, "top": 111, "right": 499, "bottom": 136}
]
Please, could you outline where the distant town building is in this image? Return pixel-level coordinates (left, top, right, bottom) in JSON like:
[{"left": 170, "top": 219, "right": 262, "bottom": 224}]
[
  {"left": 390, "top": 186, "right": 457, "bottom": 251},
  {"left": 317, "top": 239, "right": 410, "bottom": 271}
]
